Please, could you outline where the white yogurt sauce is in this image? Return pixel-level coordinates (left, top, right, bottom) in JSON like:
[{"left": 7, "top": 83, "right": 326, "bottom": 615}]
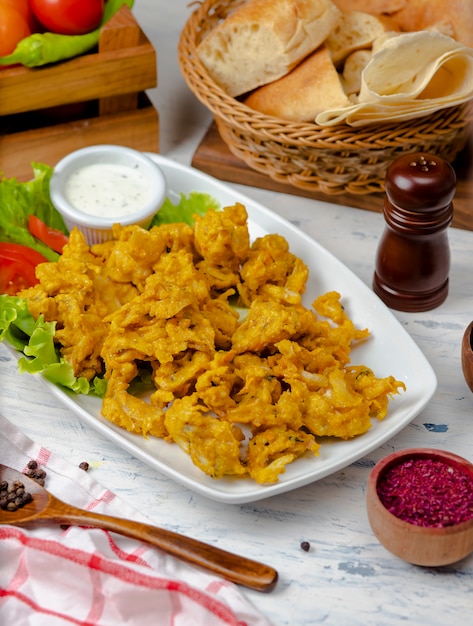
[{"left": 64, "top": 162, "right": 153, "bottom": 218}]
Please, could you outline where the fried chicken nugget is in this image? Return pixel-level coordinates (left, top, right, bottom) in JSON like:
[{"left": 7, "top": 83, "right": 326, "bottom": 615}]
[
  {"left": 246, "top": 426, "right": 319, "bottom": 484},
  {"left": 298, "top": 292, "right": 370, "bottom": 365},
  {"left": 231, "top": 300, "right": 316, "bottom": 354},
  {"left": 225, "top": 353, "right": 284, "bottom": 427},
  {"left": 102, "top": 362, "right": 167, "bottom": 438},
  {"left": 303, "top": 366, "right": 405, "bottom": 439},
  {"left": 194, "top": 203, "right": 250, "bottom": 292},
  {"left": 239, "top": 234, "right": 309, "bottom": 306},
  {"left": 269, "top": 339, "right": 335, "bottom": 383},
  {"left": 105, "top": 222, "right": 196, "bottom": 290},
  {"left": 164, "top": 394, "right": 247, "bottom": 479},
  {"left": 346, "top": 365, "right": 406, "bottom": 420},
  {"left": 201, "top": 294, "right": 240, "bottom": 350},
  {"left": 151, "top": 350, "right": 212, "bottom": 406},
  {"left": 194, "top": 351, "right": 237, "bottom": 417},
  {"left": 194, "top": 203, "right": 249, "bottom": 268}
]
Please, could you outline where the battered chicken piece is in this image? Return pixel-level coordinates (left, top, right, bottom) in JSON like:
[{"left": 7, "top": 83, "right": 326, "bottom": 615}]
[
  {"left": 194, "top": 203, "right": 250, "bottom": 293},
  {"left": 239, "top": 234, "right": 309, "bottom": 306},
  {"left": 151, "top": 350, "right": 212, "bottom": 406},
  {"left": 302, "top": 366, "right": 405, "bottom": 439},
  {"left": 300, "top": 291, "right": 370, "bottom": 365},
  {"left": 225, "top": 353, "right": 285, "bottom": 427},
  {"left": 269, "top": 339, "right": 336, "bottom": 383},
  {"left": 105, "top": 222, "right": 196, "bottom": 291},
  {"left": 246, "top": 426, "right": 319, "bottom": 484},
  {"left": 231, "top": 299, "right": 317, "bottom": 354},
  {"left": 194, "top": 350, "right": 237, "bottom": 417},
  {"left": 102, "top": 362, "right": 167, "bottom": 438},
  {"left": 194, "top": 203, "right": 249, "bottom": 269},
  {"left": 202, "top": 295, "right": 240, "bottom": 350},
  {"left": 164, "top": 394, "right": 247, "bottom": 479}
]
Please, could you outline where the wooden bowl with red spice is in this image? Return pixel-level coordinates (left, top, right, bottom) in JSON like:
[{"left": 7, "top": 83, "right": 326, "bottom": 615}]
[{"left": 366, "top": 448, "right": 473, "bottom": 567}]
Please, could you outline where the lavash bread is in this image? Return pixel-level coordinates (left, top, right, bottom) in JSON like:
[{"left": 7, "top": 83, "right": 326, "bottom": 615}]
[
  {"left": 196, "top": 0, "right": 341, "bottom": 97},
  {"left": 243, "top": 45, "right": 351, "bottom": 121},
  {"left": 327, "top": 11, "right": 389, "bottom": 64},
  {"left": 316, "top": 30, "right": 473, "bottom": 126}
]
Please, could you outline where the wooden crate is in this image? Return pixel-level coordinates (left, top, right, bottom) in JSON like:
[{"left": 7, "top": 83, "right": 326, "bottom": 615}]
[{"left": 0, "top": 5, "right": 159, "bottom": 181}]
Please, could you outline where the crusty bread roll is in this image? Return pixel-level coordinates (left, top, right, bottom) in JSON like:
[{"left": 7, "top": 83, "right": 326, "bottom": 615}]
[
  {"left": 243, "top": 45, "right": 351, "bottom": 121},
  {"left": 196, "top": 0, "right": 341, "bottom": 97},
  {"left": 391, "top": 0, "right": 473, "bottom": 48},
  {"left": 327, "top": 11, "right": 388, "bottom": 63},
  {"left": 341, "top": 49, "right": 372, "bottom": 95},
  {"left": 332, "top": 0, "right": 407, "bottom": 14}
]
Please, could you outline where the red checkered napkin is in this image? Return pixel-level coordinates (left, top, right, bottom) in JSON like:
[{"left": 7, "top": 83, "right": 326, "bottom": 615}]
[{"left": 0, "top": 414, "right": 274, "bottom": 626}]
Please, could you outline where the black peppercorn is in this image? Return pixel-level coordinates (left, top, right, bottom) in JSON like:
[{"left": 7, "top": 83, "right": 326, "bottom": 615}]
[{"left": 0, "top": 480, "right": 33, "bottom": 512}]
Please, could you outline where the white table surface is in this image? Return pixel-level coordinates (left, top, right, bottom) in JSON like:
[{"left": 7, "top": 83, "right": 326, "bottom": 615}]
[{"left": 1, "top": 2, "right": 473, "bottom": 624}]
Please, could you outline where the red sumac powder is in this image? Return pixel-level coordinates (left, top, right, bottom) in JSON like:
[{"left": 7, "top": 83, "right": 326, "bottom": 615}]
[{"left": 377, "top": 458, "right": 473, "bottom": 527}]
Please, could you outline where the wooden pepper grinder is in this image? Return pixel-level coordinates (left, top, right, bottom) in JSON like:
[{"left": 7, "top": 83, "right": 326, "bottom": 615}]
[{"left": 373, "top": 152, "right": 456, "bottom": 312}]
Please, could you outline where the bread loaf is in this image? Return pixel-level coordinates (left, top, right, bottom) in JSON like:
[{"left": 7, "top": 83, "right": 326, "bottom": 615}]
[
  {"left": 327, "top": 11, "right": 388, "bottom": 64},
  {"left": 331, "top": 0, "right": 407, "bottom": 14},
  {"left": 196, "top": 0, "right": 341, "bottom": 97},
  {"left": 392, "top": 0, "right": 473, "bottom": 48},
  {"left": 341, "top": 49, "right": 372, "bottom": 95},
  {"left": 243, "top": 45, "right": 351, "bottom": 121}
]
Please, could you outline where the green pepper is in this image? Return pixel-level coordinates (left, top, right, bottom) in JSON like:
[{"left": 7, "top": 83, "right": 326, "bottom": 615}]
[{"left": 0, "top": 0, "right": 135, "bottom": 68}]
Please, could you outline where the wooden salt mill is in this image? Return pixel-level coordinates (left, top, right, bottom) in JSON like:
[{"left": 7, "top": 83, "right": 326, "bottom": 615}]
[{"left": 373, "top": 152, "right": 456, "bottom": 312}]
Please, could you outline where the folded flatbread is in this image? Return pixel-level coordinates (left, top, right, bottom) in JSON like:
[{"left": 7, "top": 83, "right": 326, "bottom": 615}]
[{"left": 316, "top": 31, "right": 473, "bottom": 126}]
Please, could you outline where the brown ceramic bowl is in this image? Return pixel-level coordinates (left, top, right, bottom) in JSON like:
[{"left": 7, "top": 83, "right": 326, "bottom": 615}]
[
  {"left": 366, "top": 448, "right": 473, "bottom": 567},
  {"left": 461, "top": 321, "right": 473, "bottom": 393}
]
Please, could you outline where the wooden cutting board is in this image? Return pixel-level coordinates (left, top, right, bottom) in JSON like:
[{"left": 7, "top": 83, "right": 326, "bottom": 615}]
[{"left": 192, "top": 122, "right": 473, "bottom": 232}]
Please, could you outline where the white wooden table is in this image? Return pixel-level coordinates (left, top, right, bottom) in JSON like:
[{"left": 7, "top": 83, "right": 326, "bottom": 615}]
[{"left": 1, "top": 2, "right": 472, "bottom": 624}]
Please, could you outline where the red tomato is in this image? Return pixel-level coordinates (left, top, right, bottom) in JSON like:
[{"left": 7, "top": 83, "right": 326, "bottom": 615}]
[
  {"left": 28, "top": 215, "right": 69, "bottom": 254},
  {"left": 0, "top": 243, "right": 48, "bottom": 295},
  {"left": 0, "top": 5, "right": 31, "bottom": 57},
  {"left": 29, "top": 0, "right": 104, "bottom": 36}
]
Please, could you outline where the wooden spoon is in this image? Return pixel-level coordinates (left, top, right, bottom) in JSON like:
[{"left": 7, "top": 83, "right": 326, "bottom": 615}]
[
  {"left": 0, "top": 464, "right": 278, "bottom": 592},
  {"left": 461, "top": 321, "right": 473, "bottom": 393}
]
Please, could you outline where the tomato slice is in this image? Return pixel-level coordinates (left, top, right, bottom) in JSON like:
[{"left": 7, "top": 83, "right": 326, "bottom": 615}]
[
  {"left": 0, "top": 242, "right": 49, "bottom": 295},
  {"left": 28, "top": 215, "right": 69, "bottom": 254}
]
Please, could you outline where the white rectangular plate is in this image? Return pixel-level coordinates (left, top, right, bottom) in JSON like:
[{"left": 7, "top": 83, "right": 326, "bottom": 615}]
[{"left": 20, "top": 155, "right": 437, "bottom": 504}]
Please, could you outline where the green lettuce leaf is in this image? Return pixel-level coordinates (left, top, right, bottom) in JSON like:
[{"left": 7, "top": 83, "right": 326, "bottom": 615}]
[
  {"left": 0, "top": 163, "right": 68, "bottom": 262},
  {"left": 0, "top": 294, "right": 106, "bottom": 396},
  {"left": 149, "top": 192, "right": 220, "bottom": 227}
]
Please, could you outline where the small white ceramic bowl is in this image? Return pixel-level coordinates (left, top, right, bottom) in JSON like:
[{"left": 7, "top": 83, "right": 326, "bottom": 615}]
[
  {"left": 367, "top": 448, "right": 473, "bottom": 567},
  {"left": 50, "top": 145, "right": 167, "bottom": 245}
]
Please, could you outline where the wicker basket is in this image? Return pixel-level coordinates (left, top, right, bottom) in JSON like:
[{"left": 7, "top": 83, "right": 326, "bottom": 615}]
[{"left": 178, "top": 0, "right": 473, "bottom": 195}]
